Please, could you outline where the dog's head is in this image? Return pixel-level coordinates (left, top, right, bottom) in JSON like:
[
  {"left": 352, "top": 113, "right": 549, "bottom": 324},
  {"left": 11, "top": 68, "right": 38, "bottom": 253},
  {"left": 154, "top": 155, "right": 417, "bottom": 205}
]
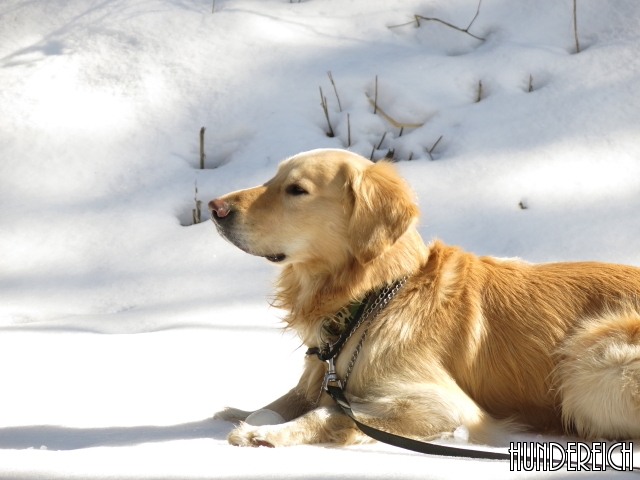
[{"left": 208, "top": 149, "right": 419, "bottom": 267}]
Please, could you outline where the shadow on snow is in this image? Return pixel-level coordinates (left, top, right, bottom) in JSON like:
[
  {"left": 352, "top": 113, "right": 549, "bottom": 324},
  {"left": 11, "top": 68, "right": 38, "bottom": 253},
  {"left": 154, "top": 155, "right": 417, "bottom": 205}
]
[{"left": 0, "top": 418, "right": 231, "bottom": 450}]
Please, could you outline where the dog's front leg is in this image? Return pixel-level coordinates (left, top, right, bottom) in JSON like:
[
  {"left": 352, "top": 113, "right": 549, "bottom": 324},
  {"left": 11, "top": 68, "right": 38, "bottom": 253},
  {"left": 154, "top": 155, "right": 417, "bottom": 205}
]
[
  {"left": 214, "top": 355, "right": 326, "bottom": 424},
  {"left": 228, "top": 404, "right": 370, "bottom": 447},
  {"left": 224, "top": 356, "right": 372, "bottom": 447}
]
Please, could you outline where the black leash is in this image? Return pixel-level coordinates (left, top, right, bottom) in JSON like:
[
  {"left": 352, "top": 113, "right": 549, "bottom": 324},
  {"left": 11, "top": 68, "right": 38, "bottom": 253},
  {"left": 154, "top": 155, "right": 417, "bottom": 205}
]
[{"left": 327, "top": 384, "right": 640, "bottom": 472}]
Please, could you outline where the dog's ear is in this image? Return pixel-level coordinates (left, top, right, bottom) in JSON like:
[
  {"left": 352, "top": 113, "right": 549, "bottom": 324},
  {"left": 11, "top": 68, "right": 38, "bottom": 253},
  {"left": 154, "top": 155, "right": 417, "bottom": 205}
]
[{"left": 346, "top": 161, "right": 419, "bottom": 264}]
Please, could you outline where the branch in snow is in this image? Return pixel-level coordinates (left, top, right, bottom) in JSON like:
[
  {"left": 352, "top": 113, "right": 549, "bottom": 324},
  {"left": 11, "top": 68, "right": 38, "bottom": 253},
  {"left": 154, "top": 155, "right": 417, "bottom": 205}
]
[
  {"left": 573, "top": 0, "right": 580, "bottom": 53},
  {"left": 376, "top": 132, "right": 387, "bottom": 150},
  {"left": 425, "top": 135, "right": 443, "bottom": 160},
  {"left": 388, "top": 0, "right": 485, "bottom": 42},
  {"left": 327, "top": 71, "right": 342, "bottom": 112},
  {"left": 374, "top": 75, "right": 378, "bottom": 114},
  {"left": 369, "top": 132, "right": 386, "bottom": 161},
  {"left": 199, "top": 127, "right": 206, "bottom": 169},
  {"left": 192, "top": 181, "right": 202, "bottom": 225},
  {"left": 385, "top": 149, "right": 396, "bottom": 162},
  {"left": 319, "top": 87, "right": 335, "bottom": 137}
]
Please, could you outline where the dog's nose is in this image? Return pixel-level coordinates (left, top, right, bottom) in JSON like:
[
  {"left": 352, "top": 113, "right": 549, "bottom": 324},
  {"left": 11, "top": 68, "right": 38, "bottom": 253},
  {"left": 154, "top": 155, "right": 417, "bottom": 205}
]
[{"left": 208, "top": 198, "right": 230, "bottom": 218}]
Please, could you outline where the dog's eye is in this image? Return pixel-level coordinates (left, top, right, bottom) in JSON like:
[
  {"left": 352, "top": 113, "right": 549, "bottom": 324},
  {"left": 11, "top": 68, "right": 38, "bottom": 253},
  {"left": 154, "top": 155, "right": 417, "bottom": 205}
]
[{"left": 285, "top": 184, "right": 308, "bottom": 196}]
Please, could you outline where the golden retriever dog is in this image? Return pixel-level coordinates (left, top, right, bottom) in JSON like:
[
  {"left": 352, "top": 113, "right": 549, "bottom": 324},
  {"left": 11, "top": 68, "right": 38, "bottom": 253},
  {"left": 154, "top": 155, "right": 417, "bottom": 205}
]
[{"left": 209, "top": 148, "right": 640, "bottom": 448}]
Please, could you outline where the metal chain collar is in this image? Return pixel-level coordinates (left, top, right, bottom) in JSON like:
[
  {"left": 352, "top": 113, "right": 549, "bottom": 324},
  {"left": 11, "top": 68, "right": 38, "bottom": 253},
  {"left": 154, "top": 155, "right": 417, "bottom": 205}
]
[
  {"left": 343, "top": 277, "right": 406, "bottom": 388},
  {"left": 311, "top": 276, "right": 407, "bottom": 406}
]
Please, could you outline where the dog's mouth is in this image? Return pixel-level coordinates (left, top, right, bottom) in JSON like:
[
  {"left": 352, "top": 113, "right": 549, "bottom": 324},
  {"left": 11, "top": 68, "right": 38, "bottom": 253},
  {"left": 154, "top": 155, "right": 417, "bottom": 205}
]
[
  {"left": 209, "top": 208, "right": 287, "bottom": 263},
  {"left": 214, "top": 225, "right": 287, "bottom": 263},
  {"left": 263, "top": 253, "right": 286, "bottom": 263},
  {"left": 224, "top": 237, "right": 287, "bottom": 263}
]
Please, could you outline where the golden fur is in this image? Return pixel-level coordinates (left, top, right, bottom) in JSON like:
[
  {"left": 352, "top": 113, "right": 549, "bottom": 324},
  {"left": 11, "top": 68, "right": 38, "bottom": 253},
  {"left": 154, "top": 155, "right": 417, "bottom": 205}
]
[{"left": 210, "top": 148, "right": 640, "bottom": 447}]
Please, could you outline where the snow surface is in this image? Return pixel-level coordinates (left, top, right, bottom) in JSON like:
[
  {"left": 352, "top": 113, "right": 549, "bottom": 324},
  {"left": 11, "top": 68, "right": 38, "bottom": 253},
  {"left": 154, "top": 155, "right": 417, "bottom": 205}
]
[{"left": 1, "top": 0, "right": 640, "bottom": 477}]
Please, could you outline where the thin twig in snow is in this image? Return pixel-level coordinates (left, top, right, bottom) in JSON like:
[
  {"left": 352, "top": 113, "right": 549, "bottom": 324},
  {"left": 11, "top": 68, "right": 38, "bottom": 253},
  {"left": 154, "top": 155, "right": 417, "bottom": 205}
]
[
  {"left": 385, "top": 149, "right": 395, "bottom": 161},
  {"left": 374, "top": 75, "right": 378, "bottom": 114},
  {"left": 327, "top": 71, "right": 342, "bottom": 112},
  {"left": 319, "top": 87, "right": 335, "bottom": 137},
  {"left": 476, "top": 80, "right": 483, "bottom": 102},
  {"left": 199, "top": 127, "right": 206, "bottom": 169},
  {"left": 388, "top": 0, "right": 485, "bottom": 42},
  {"left": 425, "top": 135, "right": 443, "bottom": 160},
  {"left": 369, "top": 132, "right": 387, "bottom": 161},
  {"left": 347, "top": 113, "right": 351, "bottom": 147},
  {"left": 370, "top": 132, "right": 388, "bottom": 161},
  {"left": 528, "top": 75, "right": 533, "bottom": 92},
  {"left": 573, "top": 0, "right": 580, "bottom": 53},
  {"left": 192, "top": 181, "right": 202, "bottom": 225}
]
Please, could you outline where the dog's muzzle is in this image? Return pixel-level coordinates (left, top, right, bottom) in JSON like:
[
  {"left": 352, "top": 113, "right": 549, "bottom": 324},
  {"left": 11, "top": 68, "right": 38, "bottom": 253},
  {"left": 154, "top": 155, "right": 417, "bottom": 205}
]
[{"left": 207, "top": 198, "right": 287, "bottom": 263}]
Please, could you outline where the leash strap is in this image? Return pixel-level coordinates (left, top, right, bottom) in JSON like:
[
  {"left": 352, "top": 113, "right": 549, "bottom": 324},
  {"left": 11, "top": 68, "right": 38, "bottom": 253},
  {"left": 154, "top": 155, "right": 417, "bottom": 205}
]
[
  {"left": 326, "top": 386, "right": 640, "bottom": 473},
  {"left": 326, "top": 385, "right": 512, "bottom": 461}
]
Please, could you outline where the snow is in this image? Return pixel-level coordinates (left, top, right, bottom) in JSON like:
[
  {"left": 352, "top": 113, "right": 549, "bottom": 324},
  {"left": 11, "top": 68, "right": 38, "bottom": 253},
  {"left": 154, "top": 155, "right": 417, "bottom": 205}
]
[{"left": 1, "top": 0, "right": 640, "bottom": 477}]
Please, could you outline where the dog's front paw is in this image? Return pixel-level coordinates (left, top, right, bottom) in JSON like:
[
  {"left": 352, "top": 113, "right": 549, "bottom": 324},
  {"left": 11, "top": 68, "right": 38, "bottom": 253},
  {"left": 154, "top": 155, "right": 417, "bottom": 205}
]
[
  {"left": 228, "top": 422, "right": 280, "bottom": 447},
  {"left": 213, "top": 407, "right": 253, "bottom": 423}
]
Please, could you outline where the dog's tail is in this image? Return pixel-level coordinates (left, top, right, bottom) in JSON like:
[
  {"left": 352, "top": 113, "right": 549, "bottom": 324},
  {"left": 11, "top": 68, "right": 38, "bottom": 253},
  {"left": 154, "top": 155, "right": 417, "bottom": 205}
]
[{"left": 555, "top": 311, "right": 640, "bottom": 440}]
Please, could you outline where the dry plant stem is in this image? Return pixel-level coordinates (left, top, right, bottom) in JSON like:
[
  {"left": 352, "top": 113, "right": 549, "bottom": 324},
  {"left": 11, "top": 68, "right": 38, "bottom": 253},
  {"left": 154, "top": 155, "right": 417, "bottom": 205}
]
[
  {"left": 327, "top": 71, "right": 342, "bottom": 112},
  {"left": 408, "top": 151, "right": 414, "bottom": 161},
  {"left": 193, "top": 181, "right": 202, "bottom": 224},
  {"left": 399, "top": 126, "right": 404, "bottom": 137},
  {"left": 388, "top": 0, "right": 485, "bottom": 42},
  {"left": 476, "top": 80, "right": 482, "bottom": 102},
  {"left": 319, "top": 87, "right": 335, "bottom": 137},
  {"left": 370, "top": 129, "right": 388, "bottom": 162},
  {"left": 467, "top": 0, "right": 483, "bottom": 31},
  {"left": 347, "top": 113, "right": 351, "bottom": 147},
  {"left": 365, "top": 94, "right": 424, "bottom": 128},
  {"left": 374, "top": 75, "right": 378, "bottom": 114},
  {"left": 573, "top": 0, "right": 580, "bottom": 53},
  {"left": 528, "top": 75, "right": 533, "bottom": 92},
  {"left": 199, "top": 127, "right": 206, "bottom": 169},
  {"left": 426, "top": 135, "right": 443, "bottom": 160}
]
